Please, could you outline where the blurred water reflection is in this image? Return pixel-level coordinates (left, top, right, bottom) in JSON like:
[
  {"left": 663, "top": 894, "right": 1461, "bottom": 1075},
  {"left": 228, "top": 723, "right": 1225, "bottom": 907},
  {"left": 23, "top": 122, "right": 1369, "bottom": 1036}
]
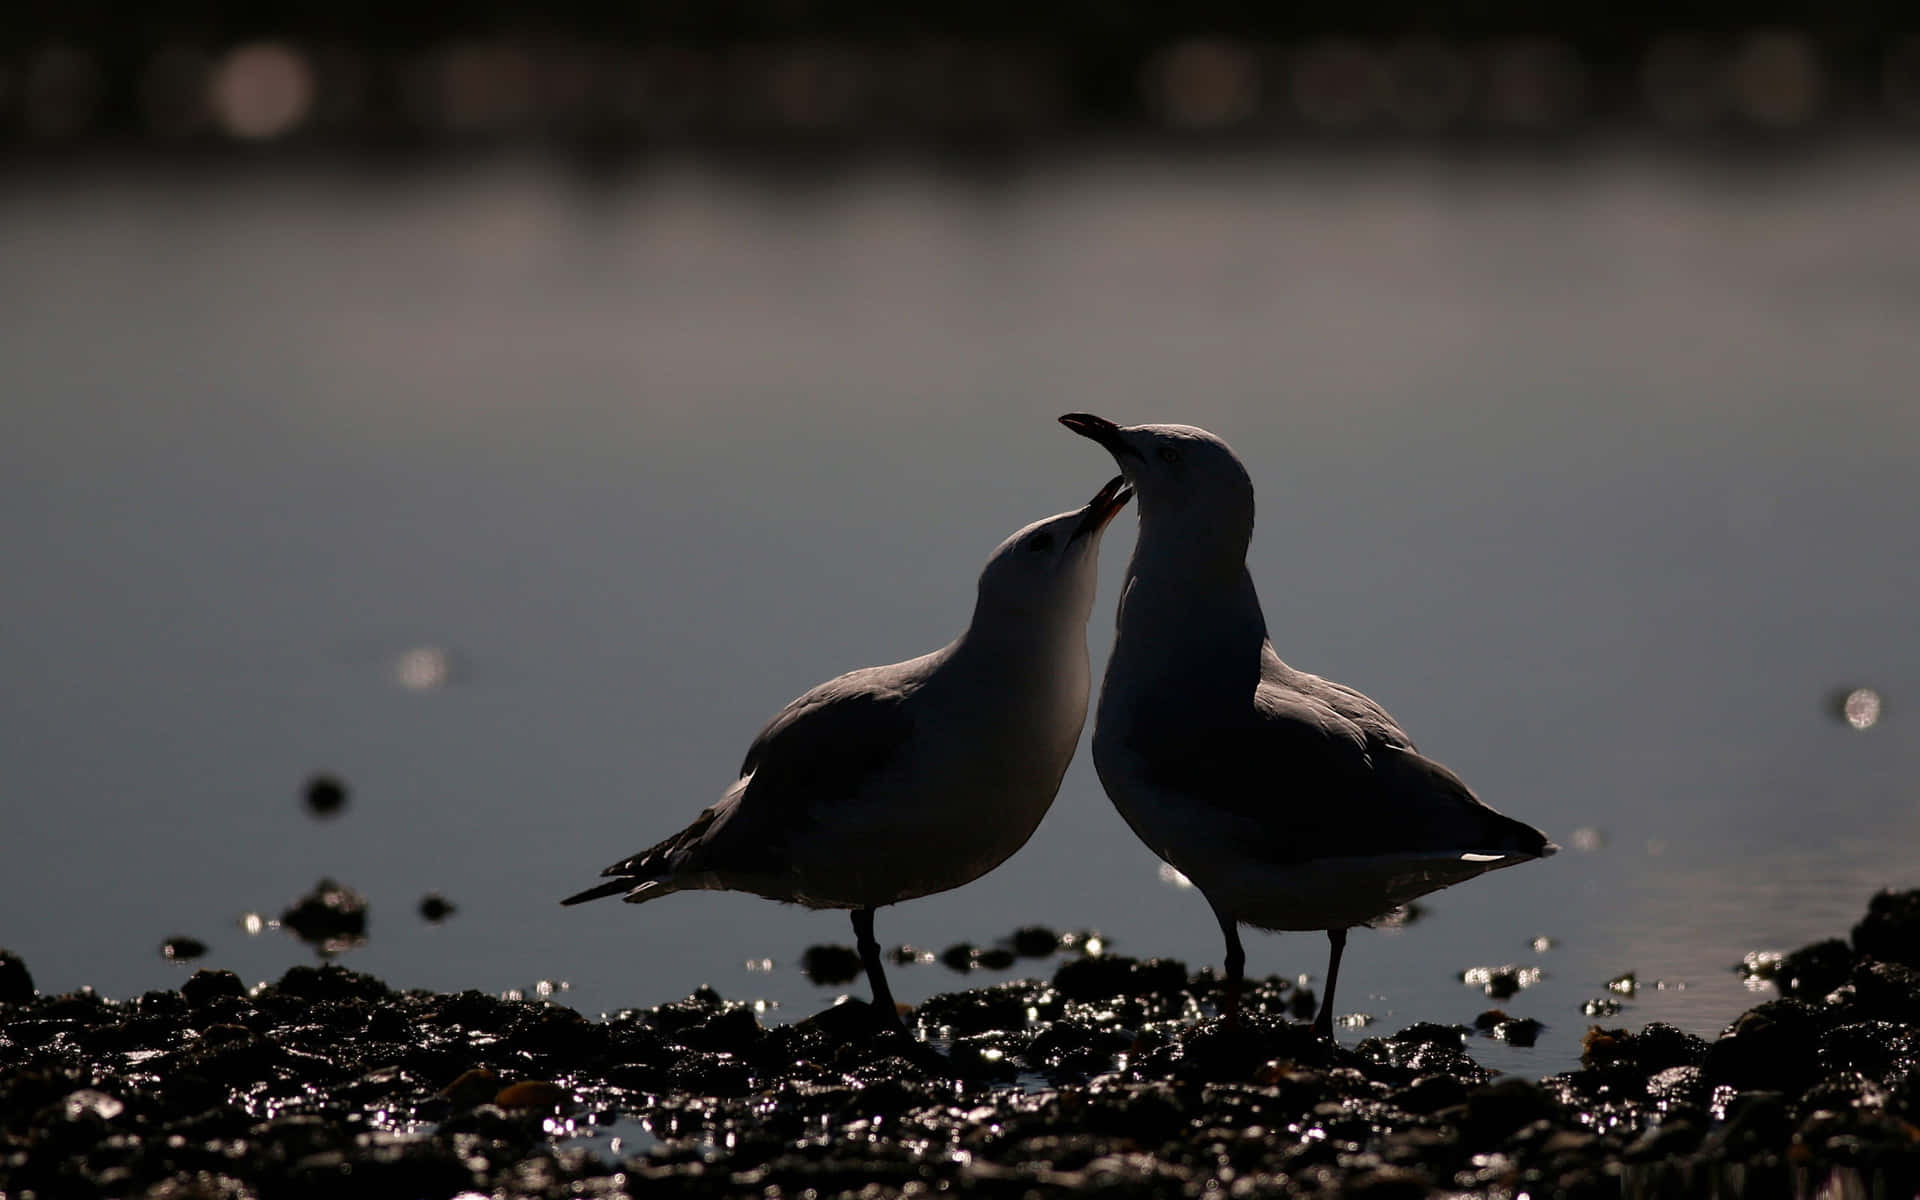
[{"left": 0, "top": 147, "right": 1914, "bottom": 1074}]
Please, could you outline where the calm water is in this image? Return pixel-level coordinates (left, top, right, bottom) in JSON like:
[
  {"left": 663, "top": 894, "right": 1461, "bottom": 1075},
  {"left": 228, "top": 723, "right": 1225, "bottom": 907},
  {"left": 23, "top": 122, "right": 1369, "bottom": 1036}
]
[{"left": 3, "top": 147, "right": 1915, "bottom": 1077}]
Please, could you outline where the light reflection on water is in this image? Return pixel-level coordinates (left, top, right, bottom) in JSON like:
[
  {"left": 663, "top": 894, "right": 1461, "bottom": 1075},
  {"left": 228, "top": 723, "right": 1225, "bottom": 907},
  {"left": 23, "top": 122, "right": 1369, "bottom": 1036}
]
[{"left": 0, "top": 148, "right": 1915, "bottom": 1078}]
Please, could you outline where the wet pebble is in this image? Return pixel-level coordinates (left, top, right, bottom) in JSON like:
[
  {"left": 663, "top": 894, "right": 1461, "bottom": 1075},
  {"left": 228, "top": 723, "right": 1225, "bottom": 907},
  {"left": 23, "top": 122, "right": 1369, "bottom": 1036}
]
[
  {"left": 1010, "top": 925, "right": 1060, "bottom": 957},
  {"left": 159, "top": 937, "right": 208, "bottom": 962},
  {"left": 798, "top": 944, "right": 862, "bottom": 985},
  {"left": 302, "top": 772, "right": 348, "bottom": 817},
  {"left": 279, "top": 878, "right": 369, "bottom": 953},
  {"left": 0, "top": 949, "right": 36, "bottom": 1004},
  {"left": 1852, "top": 888, "right": 1920, "bottom": 968}
]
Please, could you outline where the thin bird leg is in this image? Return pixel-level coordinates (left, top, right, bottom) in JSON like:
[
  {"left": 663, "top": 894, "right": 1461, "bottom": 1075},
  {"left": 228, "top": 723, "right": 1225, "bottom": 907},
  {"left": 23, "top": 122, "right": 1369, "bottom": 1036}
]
[
  {"left": 1208, "top": 898, "right": 1247, "bottom": 1028},
  {"left": 1312, "top": 928, "right": 1348, "bottom": 1038},
  {"left": 851, "top": 907, "right": 908, "bottom": 1036}
]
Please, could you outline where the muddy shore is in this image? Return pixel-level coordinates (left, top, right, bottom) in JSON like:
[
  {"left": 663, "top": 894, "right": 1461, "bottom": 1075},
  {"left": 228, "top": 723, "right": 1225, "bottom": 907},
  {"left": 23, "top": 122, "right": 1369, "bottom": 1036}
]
[{"left": 4, "top": 891, "right": 1919, "bottom": 1199}]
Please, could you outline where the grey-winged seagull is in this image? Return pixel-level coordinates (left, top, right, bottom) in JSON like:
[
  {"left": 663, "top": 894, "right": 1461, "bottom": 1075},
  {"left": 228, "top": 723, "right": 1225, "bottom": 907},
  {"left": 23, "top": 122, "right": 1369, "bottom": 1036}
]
[
  {"left": 563, "top": 476, "right": 1134, "bottom": 1039},
  {"left": 1060, "top": 414, "right": 1554, "bottom": 1036}
]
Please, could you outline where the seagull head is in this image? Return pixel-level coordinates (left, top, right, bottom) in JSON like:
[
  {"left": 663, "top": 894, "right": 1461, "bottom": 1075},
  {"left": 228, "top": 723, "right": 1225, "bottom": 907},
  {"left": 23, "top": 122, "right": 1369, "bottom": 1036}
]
[
  {"left": 1058, "top": 414, "right": 1254, "bottom": 533},
  {"left": 974, "top": 475, "right": 1133, "bottom": 623}
]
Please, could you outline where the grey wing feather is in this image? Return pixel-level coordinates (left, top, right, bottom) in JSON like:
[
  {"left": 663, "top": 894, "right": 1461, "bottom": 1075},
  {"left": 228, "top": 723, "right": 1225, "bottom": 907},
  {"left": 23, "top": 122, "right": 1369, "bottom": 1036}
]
[
  {"left": 1137, "top": 678, "right": 1545, "bottom": 865},
  {"left": 563, "top": 663, "right": 920, "bottom": 902},
  {"left": 700, "top": 666, "right": 919, "bottom": 873}
]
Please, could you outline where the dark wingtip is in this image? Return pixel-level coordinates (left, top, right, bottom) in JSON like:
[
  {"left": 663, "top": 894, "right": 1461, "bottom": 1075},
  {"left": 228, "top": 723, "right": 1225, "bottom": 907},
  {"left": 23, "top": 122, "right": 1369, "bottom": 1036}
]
[{"left": 561, "top": 879, "right": 633, "bottom": 906}]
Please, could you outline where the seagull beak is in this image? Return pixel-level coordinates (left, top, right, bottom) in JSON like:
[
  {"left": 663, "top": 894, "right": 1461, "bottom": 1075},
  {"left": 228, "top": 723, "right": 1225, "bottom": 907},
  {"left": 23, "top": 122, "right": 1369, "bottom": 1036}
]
[
  {"left": 1072, "top": 475, "right": 1134, "bottom": 540},
  {"left": 1059, "top": 412, "right": 1142, "bottom": 462}
]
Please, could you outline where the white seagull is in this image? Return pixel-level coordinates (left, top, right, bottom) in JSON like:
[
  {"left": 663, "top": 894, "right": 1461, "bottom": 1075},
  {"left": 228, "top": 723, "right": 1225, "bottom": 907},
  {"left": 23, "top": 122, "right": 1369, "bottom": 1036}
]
[
  {"left": 564, "top": 476, "right": 1134, "bottom": 1037},
  {"left": 1059, "top": 414, "right": 1554, "bottom": 1036}
]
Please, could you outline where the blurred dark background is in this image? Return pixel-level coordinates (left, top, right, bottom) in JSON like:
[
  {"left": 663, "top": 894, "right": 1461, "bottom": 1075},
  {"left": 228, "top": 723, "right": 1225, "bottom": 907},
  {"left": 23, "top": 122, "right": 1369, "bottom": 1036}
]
[{"left": 6, "top": 5, "right": 1919, "bottom": 154}]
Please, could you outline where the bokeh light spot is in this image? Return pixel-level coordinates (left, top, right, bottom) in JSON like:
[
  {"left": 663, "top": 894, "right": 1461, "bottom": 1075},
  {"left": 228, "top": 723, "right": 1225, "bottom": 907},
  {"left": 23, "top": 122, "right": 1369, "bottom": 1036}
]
[
  {"left": 1841, "top": 687, "right": 1883, "bottom": 730},
  {"left": 211, "top": 42, "right": 315, "bottom": 141}
]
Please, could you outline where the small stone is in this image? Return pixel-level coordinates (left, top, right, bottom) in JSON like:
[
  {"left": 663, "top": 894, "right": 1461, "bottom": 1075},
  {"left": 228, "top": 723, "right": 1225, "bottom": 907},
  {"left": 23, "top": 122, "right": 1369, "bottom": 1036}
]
[
  {"left": 493, "top": 1080, "right": 570, "bottom": 1110},
  {"left": 974, "top": 947, "right": 1016, "bottom": 971},
  {"left": 0, "top": 949, "right": 37, "bottom": 1004},
  {"left": 1491, "top": 1016, "right": 1543, "bottom": 1046},
  {"left": 279, "top": 878, "right": 369, "bottom": 953},
  {"left": 1010, "top": 926, "right": 1060, "bottom": 957},
  {"left": 180, "top": 969, "right": 247, "bottom": 1009},
  {"left": 440, "top": 1067, "right": 500, "bottom": 1109},
  {"left": 1852, "top": 889, "right": 1920, "bottom": 968},
  {"left": 161, "top": 937, "right": 208, "bottom": 962},
  {"left": 799, "top": 944, "right": 863, "bottom": 985},
  {"left": 1773, "top": 938, "right": 1853, "bottom": 1000},
  {"left": 302, "top": 773, "right": 348, "bottom": 817},
  {"left": 1460, "top": 964, "right": 1541, "bottom": 999}
]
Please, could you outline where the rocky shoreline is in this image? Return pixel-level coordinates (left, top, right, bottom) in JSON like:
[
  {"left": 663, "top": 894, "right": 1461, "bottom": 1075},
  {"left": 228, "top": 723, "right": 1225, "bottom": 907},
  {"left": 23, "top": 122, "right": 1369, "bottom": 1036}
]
[{"left": 4, "top": 891, "right": 1919, "bottom": 1199}]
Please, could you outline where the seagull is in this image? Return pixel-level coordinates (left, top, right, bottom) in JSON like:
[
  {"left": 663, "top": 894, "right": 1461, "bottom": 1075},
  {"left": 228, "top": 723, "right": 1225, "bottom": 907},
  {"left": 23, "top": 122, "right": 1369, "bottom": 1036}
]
[
  {"left": 1059, "top": 414, "right": 1554, "bottom": 1036},
  {"left": 563, "top": 476, "right": 1134, "bottom": 1039}
]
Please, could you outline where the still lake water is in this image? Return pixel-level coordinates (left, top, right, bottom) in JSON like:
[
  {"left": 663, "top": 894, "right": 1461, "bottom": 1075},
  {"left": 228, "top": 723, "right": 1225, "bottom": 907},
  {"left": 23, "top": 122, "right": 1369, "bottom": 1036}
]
[{"left": 2, "top": 146, "right": 1915, "bottom": 1077}]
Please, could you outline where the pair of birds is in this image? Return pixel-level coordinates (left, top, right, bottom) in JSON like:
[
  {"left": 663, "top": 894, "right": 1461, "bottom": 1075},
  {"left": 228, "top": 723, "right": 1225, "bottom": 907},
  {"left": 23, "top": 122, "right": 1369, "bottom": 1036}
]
[{"left": 565, "top": 416, "right": 1554, "bottom": 1038}]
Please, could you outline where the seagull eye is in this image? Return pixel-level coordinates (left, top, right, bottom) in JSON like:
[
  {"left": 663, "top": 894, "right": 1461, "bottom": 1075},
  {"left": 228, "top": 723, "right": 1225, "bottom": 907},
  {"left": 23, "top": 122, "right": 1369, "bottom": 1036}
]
[
  {"left": 1026, "top": 532, "right": 1054, "bottom": 553},
  {"left": 1157, "top": 446, "right": 1182, "bottom": 463}
]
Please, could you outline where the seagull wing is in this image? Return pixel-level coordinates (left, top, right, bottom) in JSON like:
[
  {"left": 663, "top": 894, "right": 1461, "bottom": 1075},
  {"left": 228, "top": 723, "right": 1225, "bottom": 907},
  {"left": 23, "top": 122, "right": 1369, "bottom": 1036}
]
[
  {"left": 562, "top": 662, "right": 922, "bottom": 904},
  {"left": 1132, "top": 679, "right": 1542, "bottom": 865}
]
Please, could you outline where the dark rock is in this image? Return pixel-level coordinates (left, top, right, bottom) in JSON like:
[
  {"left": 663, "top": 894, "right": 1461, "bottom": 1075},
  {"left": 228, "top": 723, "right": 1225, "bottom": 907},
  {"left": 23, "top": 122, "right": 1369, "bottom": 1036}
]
[
  {"left": 1852, "top": 889, "right": 1920, "bottom": 968},
  {"left": 417, "top": 893, "right": 456, "bottom": 923},
  {"left": 1459, "top": 1078, "right": 1563, "bottom": 1148},
  {"left": 1178, "top": 1018, "right": 1340, "bottom": 1082},
  {"left": 1819, "top": 1019, "right": 1916, "bottom": 1078},
  {"left": 302, "top": 773, "right": 348, "bottom": 817},
  {"left": 1773, "top": 938, "right": 1854, "bottom": 1000},
  {"left": 1623, "top": 1116, "right": 1704, "bottom": 1161},
  {"left": 1582, "top": 1022, "right": 1707, "bottom": 1074},
  {"left": 505, "top": 1005, "right": 609, "bottom": 1056},
  {"left": 918, "top": 981, "right": 1031, "bottom": 1036},
  {"left": 679, "top": 1005, "right": 764, "bottom": 1054},
  {"left": 160, "top": 937, "right": 208, "bottom": 962},
  {"left": 799, "top": 944, "right": 863, "bottom": 985},
  {"left": 1702, "top": 1001, "right": 1830, "bottom": 1093},
  {"left": 179, "top": 969, "right": 246, "bottom": 1009},
  {"left": 1831, "top": 958, "right": 1920, "bottom": 1022},
  {"left": 1052, "top": 954, "right": 1188, "bottom": 1003},
  {"left": 1700, "top": 1090, "right": 1792, "bottom": 1159},
  {"left": 1010, "top": 926, "right": 1060, "bottom": 957},
  {"left": 278, "top": 879, "right": 368, "bottom": 952},
  {"left": 644, "top": 986, "right": 727, "bottom": 1034},
  {"left": 1392, "top": 1074, "right": 1470, "bottom": 1115},
  {"left": 974, "top": 947, "right": 1016, "bottom": 971},
  {"left": 1027, "top": 1018, "right": 1133, "bottom": 1071},
  {"left": 1490, "top": 1016, "right": 1543, "bottom": 1046},
  {"left": 274, "top": 963, "right": 389, "bottom": 1004},
  {"left": 797, "top": 997, "right": 882, "bottom": 1041}
]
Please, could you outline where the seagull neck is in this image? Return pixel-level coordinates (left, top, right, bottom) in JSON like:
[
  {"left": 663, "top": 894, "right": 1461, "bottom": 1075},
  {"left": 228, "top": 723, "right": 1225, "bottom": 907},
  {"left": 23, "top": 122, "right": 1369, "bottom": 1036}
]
[{"left": 1115, "top": 525, "right": 1269, "bottom": 666}]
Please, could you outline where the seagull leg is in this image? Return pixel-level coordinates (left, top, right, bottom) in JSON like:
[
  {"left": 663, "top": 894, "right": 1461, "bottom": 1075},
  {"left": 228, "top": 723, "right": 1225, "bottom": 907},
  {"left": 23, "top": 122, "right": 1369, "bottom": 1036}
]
[
  {"left": 1312, "top": 928, "right": 1348, "bottom": 1038},
  {"left": 1208, "top": 898, "right": 1246, "bottom": 1028},
  {"left": 851, "top": 907, "right": 908, "bottom": 1036}
]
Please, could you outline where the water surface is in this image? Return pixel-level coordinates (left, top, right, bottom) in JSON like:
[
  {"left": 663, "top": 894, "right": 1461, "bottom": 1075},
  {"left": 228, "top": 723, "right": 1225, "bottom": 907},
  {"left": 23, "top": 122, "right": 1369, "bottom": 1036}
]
[{"left": 3, "top": 147, "right": 1915, "bottom": 1076}]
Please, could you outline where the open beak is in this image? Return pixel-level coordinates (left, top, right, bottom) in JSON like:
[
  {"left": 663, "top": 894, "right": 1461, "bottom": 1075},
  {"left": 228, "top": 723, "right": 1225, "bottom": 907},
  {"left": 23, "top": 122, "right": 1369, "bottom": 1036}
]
[
  {"left": 1059, "top": 412, "right": 1141, "bottom": 461},
  {"left": 1071, "top": 474, "right": 1134, "bottom": 540}
]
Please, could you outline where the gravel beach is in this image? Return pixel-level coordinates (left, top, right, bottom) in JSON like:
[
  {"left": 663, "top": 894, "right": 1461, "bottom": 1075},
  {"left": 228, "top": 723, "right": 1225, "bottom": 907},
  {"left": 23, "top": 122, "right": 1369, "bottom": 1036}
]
[{"left": 5, "top": 890, "right": 1919, "bottom": 1198}]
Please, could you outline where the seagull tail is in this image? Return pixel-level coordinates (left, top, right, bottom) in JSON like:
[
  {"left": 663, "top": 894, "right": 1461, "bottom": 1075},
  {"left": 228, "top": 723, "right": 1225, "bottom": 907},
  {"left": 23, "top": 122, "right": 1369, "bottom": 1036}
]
[
  {"left": 560, "top": 875, "right": 679, "bottom": 906},
  {"left": 560, "top": 879, "right": 637, "bottom": 906}
]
